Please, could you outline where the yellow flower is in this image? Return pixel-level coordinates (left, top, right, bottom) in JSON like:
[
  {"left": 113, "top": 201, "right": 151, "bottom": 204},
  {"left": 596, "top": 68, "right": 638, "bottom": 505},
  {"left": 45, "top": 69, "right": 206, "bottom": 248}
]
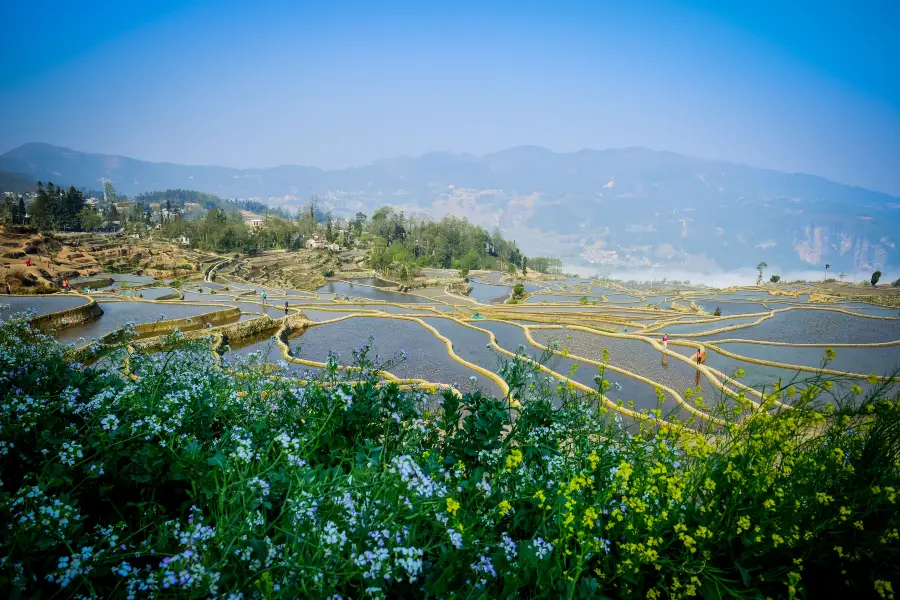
[
  {"left": 446, "top": 497, "right": 460, "bottom": 517},
  {"left": 505, "top": 449, "right": 523, "bottom": 471},
  {"left": 588, "top": 451, "right": 600, "bottom": 470},
  {"left": 498, "top": 500, "right": 512, "bottom": 516},
  {"left": 533, "top": 490, "right": 546, "bottom": 506},
  {"left": 583, "top": 506, "right": 599, "bottom": 529},
  {"left": 875, "top": 579, "right": 895, "bottom": 600}
]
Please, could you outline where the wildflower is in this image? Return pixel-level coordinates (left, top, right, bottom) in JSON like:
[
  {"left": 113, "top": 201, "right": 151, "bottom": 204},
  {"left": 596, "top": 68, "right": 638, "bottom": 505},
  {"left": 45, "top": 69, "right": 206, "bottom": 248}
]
[
  {"left": 446, "top": 497, "right": 460, "bottom": 517},
  {"left": 533, "top": 490, "right": 546, "bottom": 506},
  {"left": 497, "top": 500, "right": 512, "bottom": 516},
  {"left": 588, "top": 451, "right": 600, "bottom": 470},
  {"left": 583, "top": 506, "right": 599, "bottom": 529},
  {"left": 874, "top": 580, "right": 895, "bottom": 599},
  {"left": 446, "top": 528, "right": 463, "bottom": 549},
  {"left": 531, "top": 537, "right": 553, "bottom": 560},
  {"left": 505, "top": 449, "right": 523, "bottom": 471}
]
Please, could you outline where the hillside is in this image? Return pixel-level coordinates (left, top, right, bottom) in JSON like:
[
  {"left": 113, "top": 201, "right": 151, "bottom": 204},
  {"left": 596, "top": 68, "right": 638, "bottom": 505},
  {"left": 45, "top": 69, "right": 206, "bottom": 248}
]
[{"left": 3, "top": 142, "right": 898, "bottom": 273}]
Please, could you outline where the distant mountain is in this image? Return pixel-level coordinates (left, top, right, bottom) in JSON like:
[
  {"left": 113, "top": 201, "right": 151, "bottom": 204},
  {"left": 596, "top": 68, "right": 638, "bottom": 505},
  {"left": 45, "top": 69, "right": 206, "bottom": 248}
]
[
  {"left": 0, "top": 170, "right": 37, "bottom": 194},
  {"left": 3, "top": 142, "right": 898, "bottom": 273}
]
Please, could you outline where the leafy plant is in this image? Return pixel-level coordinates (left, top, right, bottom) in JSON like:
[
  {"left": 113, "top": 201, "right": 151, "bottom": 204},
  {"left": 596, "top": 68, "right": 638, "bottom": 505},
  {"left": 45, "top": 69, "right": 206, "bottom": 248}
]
[{"left": 872, "top": 270, "right": 883, "bottom": 286}]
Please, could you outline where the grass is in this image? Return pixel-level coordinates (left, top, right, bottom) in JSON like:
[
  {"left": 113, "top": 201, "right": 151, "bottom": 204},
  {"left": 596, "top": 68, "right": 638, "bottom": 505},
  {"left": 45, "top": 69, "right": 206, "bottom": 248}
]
[{"left": 0, "top": 312, "right": 898, "bottom": 599}]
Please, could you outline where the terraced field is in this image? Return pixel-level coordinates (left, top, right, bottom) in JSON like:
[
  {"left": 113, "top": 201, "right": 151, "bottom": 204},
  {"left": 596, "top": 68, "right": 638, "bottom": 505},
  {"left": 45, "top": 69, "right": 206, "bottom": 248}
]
[{"left": 6, "top": 269, "right": 899, "bottom": 427}]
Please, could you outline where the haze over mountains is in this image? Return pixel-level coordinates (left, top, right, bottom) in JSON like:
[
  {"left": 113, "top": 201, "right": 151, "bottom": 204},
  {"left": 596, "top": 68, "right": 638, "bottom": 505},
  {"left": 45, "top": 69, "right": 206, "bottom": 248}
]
[{"left": 2, "top": 142, "right": 898, "bottom": 276}]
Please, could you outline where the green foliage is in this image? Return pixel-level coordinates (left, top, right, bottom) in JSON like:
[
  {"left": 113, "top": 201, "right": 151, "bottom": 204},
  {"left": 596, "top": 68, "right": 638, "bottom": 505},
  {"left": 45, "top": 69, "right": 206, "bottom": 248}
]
[
  {"left": 512, "top": 283, "right": 526, "bottom": 299},
  {"left": 770, "top": 274, "right": 781, "bottom": 283},
  {"left": 29, "top": 181, "right": 86, "bottom": 231},
  {"left": 714, "top": 306, "right": 722, "bottom": 316},
  {"left": 0, "top": 317, "right": 899, "bottom": 598},
  {"left": 530, "top": 256, "right": 563, "bottom": 274},
  {"left": 323, "top": 268, "right": 334, "bottom": 277},
  {"left": 365, "top": 207, "right": 523, "bottom": 273},
  {"left": 756, "top": 261, "right": 767, "bottom": 285},
  {"left": 0, "top": 194, "right": 27, "bottom": 225},
  {"left": 78, "top": 206, "right": 104, "bottom": 231},
  {"left": 872, "top": 271, "right": 883, "bottom": 286},
  {"left": 459, "top": 267, "right": 469, "bottom": 279}
]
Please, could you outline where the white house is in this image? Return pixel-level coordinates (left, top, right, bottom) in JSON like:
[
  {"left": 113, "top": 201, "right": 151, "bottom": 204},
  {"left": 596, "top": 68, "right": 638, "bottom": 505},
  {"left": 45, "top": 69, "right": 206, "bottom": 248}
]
[
  {"left": 245, "top": 218, "right": 264, "bottom": 228},
  {"left": 305, "top": 236, "right": 326, "bottom": 250}
]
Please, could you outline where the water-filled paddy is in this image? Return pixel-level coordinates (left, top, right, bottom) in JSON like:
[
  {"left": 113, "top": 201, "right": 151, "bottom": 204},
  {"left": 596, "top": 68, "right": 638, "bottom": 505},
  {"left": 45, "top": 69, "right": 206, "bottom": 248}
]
[
  {"left": 714, "top": 342, "right": 900, "bottom": 378},
  {"left": 291, "top": 317, "right": 491, "bottom": 395},
  {"left": 55, "top": 301, "right": 229, "bottom": 343},
  {"left": 317, "top": 280, "right": 434, "bottom": 303},
  {"left": 467, "top": 281, "right": 512, "bottom": 303},
  {"left": 531, "top": 328, "right": 706, "bottom": 401},
  {"left": 1, "top": 294, "right": 89, "bottom": 319},
  {"left": 701, "top": 309, "right": 900, "bottom": 344},
  {"left": 37, "top": 267, "right": 900, "bottom": 422},
  {"left": 475, "top": 321, "right": 694, "bottom": 421}
]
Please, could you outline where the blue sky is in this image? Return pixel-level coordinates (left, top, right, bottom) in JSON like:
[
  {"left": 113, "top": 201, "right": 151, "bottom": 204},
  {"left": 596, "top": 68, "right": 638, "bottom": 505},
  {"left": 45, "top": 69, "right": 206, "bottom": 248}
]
[{"left": 1, "top": 0, "right": 898, "bottom": 195}]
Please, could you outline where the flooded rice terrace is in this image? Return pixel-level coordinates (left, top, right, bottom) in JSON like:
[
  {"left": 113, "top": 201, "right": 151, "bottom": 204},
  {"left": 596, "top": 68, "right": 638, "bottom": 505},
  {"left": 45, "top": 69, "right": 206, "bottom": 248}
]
[{"left": 5, "top": 270, "right": 899, "bottom": 426}]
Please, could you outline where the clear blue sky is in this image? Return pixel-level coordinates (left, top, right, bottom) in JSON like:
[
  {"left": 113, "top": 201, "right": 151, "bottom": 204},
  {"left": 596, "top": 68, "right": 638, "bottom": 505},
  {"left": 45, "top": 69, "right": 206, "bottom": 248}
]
[{"left": 1, "top": 0, "right": 898, "bottom": 195}]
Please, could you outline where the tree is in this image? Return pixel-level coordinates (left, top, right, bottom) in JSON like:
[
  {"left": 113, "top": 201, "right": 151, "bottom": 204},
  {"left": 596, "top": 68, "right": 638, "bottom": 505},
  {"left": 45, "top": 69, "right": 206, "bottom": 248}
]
[
  {"left": 104, "top": 181, "right": 117, "bottom": 205},
  {"left": 459, "top": 267, "right": 469, "bottom": 279},
  {"left": 79, "top": 207, "right": 103, "bottom": 231},
  {"left": 714, "top": 306, "right": 722, "bottom": 316},
  {"left": 756, "top": 262, "right": 767, "bottom": 285},
  {"left": 824, "top": 263, "right": 831, "bottom": 281},
  {"left": 522, "top": 256, "right": 528, "bottom": 277},
  {"left": 871, "top": 271, "right": 882, "bottom": 286},
  {"left": 353, "top": 212, "right": 367, "bottom": 236},
  {"left": 769, "top": 274, "right": 781, "bottom": 283}
]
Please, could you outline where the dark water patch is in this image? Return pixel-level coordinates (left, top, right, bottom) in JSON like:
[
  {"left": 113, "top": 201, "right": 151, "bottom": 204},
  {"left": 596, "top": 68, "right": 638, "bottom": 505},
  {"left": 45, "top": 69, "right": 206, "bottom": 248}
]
[
  {"left": 1, "top": 294, "right": 88, "bottom": 319},
  {"left": 291, "top": 317, "right": 485, "bottom": 394},
  {"left": 533, "top": 329, "right": 703, "bottom": 401},
  {"left": 715, "top": 342, "right": 900, "bottom": 379},
  {"left": 658, "top": 316, "right": 762, "bottom": 335},
  {"left": 476, "top": 321, "right": 693, "bottom": 420},
  {"left": 468, "top": 280, "right": 512, "bottom": 303},
  {"left": 73, "top": 273, "right": 154, "bottom": 283},
  {"left": 691, "top": 300, "right": 771, "bottom": 315},
  {"left": 670, "top": 345, "right": 881, "bottom": 403},
  {"left": 55, "top": 302, "right": 225, "bottom": 343},
  {"left": 117, "top": 287, "right": 177, "bottom": 300},
  {"left": 700, "top": 309, "right": 900, "bottom": 344},
  {"left": 317, "top": 280, "right": 434, "bottom": 303}
]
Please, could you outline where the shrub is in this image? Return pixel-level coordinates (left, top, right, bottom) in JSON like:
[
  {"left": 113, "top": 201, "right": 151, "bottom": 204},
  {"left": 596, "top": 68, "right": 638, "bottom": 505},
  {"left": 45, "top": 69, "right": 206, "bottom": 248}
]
[
  {"left": 872, "top": 271, "right": 883, "bottom": 286},
  {"left": 0, "top": 315, "right": 898, "bottom": 598},
  {"left": 714, "top": 306, "right": 722, "bottom": 316},
  {"left": 323, "top": 269, "right": 335, "bottom": 277}
]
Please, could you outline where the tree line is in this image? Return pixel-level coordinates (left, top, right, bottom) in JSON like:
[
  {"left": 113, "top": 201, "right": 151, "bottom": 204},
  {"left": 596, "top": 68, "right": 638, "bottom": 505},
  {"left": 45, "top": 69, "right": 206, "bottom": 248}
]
[{"left": 362, "top": 206, "right": 526, "bottom": 276}]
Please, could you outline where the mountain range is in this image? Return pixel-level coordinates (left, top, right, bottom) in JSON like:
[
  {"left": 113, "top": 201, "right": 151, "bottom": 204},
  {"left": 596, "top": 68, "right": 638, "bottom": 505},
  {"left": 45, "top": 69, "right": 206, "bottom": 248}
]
[{"left": 2, "top": 142, "right": 898, "bottom": 274}]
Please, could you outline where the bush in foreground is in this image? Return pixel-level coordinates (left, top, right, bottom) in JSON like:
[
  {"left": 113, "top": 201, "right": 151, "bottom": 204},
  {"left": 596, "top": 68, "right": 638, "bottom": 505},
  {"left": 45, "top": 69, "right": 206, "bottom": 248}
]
[{"left": 0, "top": 314, "right": 899, "bottom": 598}]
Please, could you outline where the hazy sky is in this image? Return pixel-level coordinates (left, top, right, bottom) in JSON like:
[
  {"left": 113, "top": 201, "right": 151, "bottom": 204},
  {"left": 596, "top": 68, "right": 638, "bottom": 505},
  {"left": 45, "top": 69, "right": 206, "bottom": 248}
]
[{"left": 1, "top": 0, "right": 898, "bottom": 195}]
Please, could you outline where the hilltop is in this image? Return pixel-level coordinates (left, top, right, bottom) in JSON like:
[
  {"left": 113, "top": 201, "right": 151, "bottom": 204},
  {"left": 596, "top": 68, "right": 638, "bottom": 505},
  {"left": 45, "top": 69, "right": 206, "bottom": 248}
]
[{"left": 2, "top": 143, "right": 899, "bottom": 274}]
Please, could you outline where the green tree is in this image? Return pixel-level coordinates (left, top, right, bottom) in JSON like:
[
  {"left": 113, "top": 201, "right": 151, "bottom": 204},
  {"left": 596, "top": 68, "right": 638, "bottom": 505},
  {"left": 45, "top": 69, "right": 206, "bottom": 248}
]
[
  {"left": 78, "top": 207, "right": 103, "bottom": 231},
  {"left": 824, "top": 263, "right": 831, "bottom": 281},
  {"left": 522, "top": 256, "right": 528, "bottom": 277},
  {"left": 769, "top": 274, "right": 781, "bottom": 283},
  {"left": 871, "top": 271, "right": 882, "bottom": 286},
  {"left": 104, "top": 181, "right": 117, "bottom": 205},
  {"left": 756, "top": 262, "right": 767, "bottom": 285}
]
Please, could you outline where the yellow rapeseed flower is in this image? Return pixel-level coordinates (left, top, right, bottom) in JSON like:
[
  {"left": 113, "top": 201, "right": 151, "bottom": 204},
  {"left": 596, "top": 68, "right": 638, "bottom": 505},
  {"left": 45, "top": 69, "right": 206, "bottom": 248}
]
[
  {"left": 874, "top": 580, "right": 895, "bottom": 600},
  {"left": 446, "top": 497, "right": 460, "bottom": 517},
  {"left": 583, "top": 506, "right": 599, "bottom": 529},
  {"left": 505, "top": 449, "right": 523, "bottom": 471},
  {"left": 533, "top": 490, "right": 546, "bottom": 506},
  {"left": 498, "top": 500, "right": 512, "bottom": 516}
]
